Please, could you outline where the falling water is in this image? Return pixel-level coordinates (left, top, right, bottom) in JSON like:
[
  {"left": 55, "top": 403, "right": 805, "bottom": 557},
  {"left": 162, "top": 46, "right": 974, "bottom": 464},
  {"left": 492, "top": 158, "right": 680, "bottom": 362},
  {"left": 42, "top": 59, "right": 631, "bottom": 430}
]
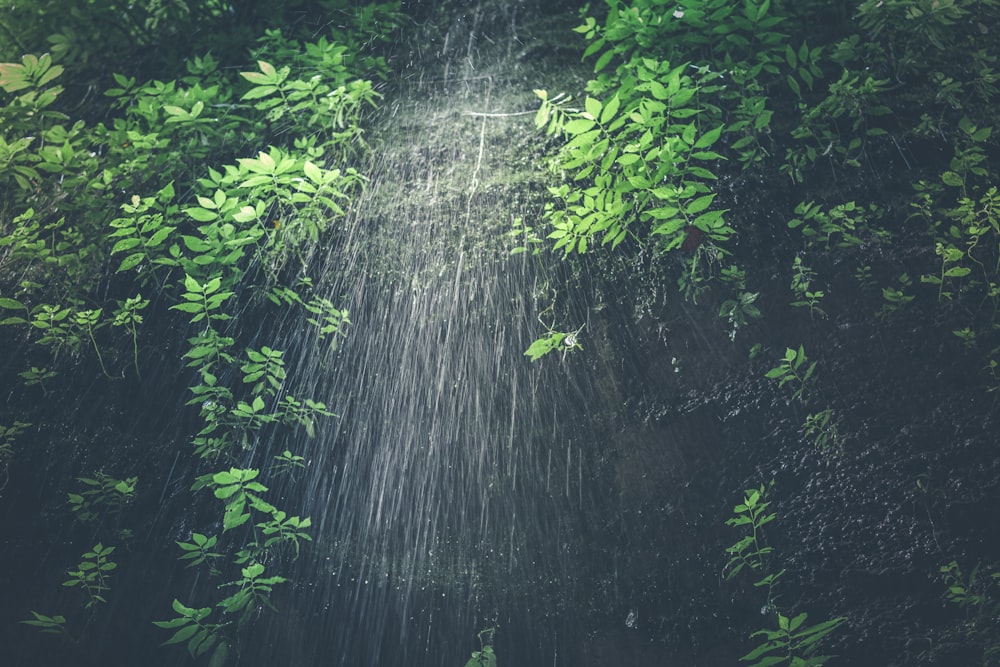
[
  {"left": 8, "top": 4, "right": 1000, "bottom": 667},
  {"left": 0, "top": 4, "right": 727, "bottom": 665},
  {"left": 241, "top": 4, "right": 601, "bottom": 664}
]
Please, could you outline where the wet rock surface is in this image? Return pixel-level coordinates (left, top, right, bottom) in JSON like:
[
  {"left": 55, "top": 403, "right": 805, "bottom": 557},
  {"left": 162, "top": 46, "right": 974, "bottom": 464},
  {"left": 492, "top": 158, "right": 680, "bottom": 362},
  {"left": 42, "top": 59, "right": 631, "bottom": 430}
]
[{"left": 3, "top": 2, "right": 999, "bottom": 666}]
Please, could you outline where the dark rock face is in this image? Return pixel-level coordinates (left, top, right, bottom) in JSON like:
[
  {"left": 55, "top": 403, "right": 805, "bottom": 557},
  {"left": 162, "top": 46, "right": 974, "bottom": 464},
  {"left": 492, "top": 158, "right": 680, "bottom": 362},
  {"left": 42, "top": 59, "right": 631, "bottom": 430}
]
[{"left": 3, "top": 2, "right": 999, "bottom": 667}]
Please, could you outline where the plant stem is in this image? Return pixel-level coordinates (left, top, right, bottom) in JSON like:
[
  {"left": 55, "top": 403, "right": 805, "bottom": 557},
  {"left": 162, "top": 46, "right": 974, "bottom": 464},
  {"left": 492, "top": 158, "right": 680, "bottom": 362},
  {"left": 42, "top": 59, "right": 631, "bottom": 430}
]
[
  {"left": 87, "top": 327, "right": 112, "bottom": 379},
  {"left": 130, "top": 325, "right": 141, "bottom": 379}
]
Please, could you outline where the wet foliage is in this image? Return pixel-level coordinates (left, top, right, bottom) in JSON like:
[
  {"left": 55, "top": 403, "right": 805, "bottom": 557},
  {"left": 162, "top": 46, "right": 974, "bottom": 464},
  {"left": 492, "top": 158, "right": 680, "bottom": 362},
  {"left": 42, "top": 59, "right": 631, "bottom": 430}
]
[{"left": 2, "top": 1, "right": 1000, "bottom": 666}]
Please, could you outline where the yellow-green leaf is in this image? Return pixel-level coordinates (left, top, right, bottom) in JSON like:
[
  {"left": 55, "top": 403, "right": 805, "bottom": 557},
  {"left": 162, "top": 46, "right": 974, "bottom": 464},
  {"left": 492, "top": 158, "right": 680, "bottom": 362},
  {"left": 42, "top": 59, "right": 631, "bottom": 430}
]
[
  {"left": 258, "top": 60, "right": 277, "bottom": 78},
  {"left": 600, "top": 94, "right": 620, "bottom": 125},
  {"left": 37, "top": 63, "right": 64, "bottom": 87},
  {"left": 185, "top": 207, "right": 218, "bottom": 222},
  {"left": 303, "top": 161, "right": 323, "bottom": 183}
]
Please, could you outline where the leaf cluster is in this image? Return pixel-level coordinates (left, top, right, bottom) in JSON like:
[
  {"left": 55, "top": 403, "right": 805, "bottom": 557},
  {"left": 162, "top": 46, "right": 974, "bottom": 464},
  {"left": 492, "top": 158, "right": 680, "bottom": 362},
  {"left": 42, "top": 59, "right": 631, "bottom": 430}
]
[
  {"left": 62, "top": 544, "right": 117, "bottom": 608},
  {"left": 66, "top": 473, "right": 137, "bottom": 525},
  {"left": 0, "top": 420, "right": 30, "bottom": 470},
  {"left": 464, "top": 627, "right": 499, "bottom": 667},
  {"left": 2, "top": 4, "right": 390, "bottom": 659},
  {"left": 764, "top": 346, "right": 817, "bottom": 402},
  {"left": 724, "top": 483, "right": 846, "bottom": 667},
  {"left": 19, "top": 611, "right": 66, "bottom": 635},
  {"left": 153, "top": 598, "right": 229, "bottom": 667}
]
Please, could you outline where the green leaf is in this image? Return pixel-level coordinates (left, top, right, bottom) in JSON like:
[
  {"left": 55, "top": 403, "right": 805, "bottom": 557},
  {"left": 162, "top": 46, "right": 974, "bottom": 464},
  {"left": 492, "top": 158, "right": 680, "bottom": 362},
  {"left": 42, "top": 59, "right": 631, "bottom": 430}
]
[
  {"left": 243, "top": 562, "right": 265, "bottom": 578},
  {"left": 686, "top": 194, "right": 715, "bottom": 215},
  {"left": 240, "top": 70, "right": 270, "bottom": 85},
  {"left": 239, "top": 175, "right": 272, "bottom": 189},
  {"left": 242, "top": 85, "right": 278, "bottom": 100},
  {"left": 182, "top": 235, "right": 212, "bottom": 252},
  {"left": 189, "top": 628, "right": 211, "bottom": 656},
  {"left": 243, "top": 370, "right": 265, "bottom": 383},
  {"left": 223, "top": 508, "right": 251, "bottom": 531},
  {"left": 214, "top": 484, "right": 241, "bottom": 500},
  {"left": 257, "top": 60, "right": 277, "bottom": 78},
  {"left": 687, "top": 166, "right": 717, "bottom": 180},
  {"left": 0, "top": 297, "right": 26, "bottom": 310},
  {"left": 232, "top": 206, "right": 257, "bottom": 223},
  {"left": 563, "top": 118, "right": 596, "bottom": 135},
  {"left": 648, "top": 80, "right": 669, "bottom": 100},
  {"left": 785, "top": 43, "right": 797, "bottom": 68},
  {"left": 148, "top": 226, "right": 174, "bottom": 247},
  {"left": 524, "top": 333, "right": 564, "bottom": 361},
  {"left": 209, "top": 642, "right": 229, "bottom": 667},
  {"left": 941, "top": 171, "right": 963, "bottom": 187},
  {"left": 111, "top": 237, "right": 141, "bottom": 254},
  {"left": 787, "top": 75, "right": 802, "bottom": 98},
  {"left": 594, "top": 49, "right": 615, "bottom": 73},
  {"left": 600, "top": 94, "right": 620, "bottom": 125},
  {"left": 693, "top": 125, "right": 724, "bottom": 149},
  {"left": 681, "top": 124, "right": 697, "bottom": 145},
  {"left": 209, "top": 191, "right": 225, "bottom": 209},
  {"left": 171, "top": 303, "right": 204, "bottom": 314},
  {"left": 212, "top": 470, "right": 240, "bottom": 486},
  {"left": 38, "top": 63, "right": 64, "bottom": 87},
  {"left": 755, "top": 0, "right": 771, "bottom": 22},
  {"left": 303, "top": 161, "right": 323, "bottom": 183},
  {"left": 163, "top": 624, "right": 200, "bottom": 646},
  {"left": 186, "top": 207, "right": 219, "bottom": 222},
  {"left": 741, "top": 648, "right": 784, "bottom": 665}
]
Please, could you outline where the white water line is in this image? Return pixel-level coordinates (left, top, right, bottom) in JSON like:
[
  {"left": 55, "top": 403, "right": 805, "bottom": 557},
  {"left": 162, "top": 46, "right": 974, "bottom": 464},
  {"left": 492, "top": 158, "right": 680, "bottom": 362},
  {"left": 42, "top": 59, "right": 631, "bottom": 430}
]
[
  {"left": 465, "top": 77, "right": 494, "bottom": 225},
  {"left": 464, "top": 109, "right": 534, "bottom": 118}
]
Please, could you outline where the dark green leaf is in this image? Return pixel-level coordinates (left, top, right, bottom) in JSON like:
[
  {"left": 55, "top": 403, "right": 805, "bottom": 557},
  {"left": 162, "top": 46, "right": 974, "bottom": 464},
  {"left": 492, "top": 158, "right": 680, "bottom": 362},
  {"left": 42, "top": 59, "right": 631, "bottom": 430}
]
[
  {"left": 163, "top": 624, "right": 200, "bottom": 646},
  {"left": 208, "top": 642, "right": 229, "bottom": 667}
]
